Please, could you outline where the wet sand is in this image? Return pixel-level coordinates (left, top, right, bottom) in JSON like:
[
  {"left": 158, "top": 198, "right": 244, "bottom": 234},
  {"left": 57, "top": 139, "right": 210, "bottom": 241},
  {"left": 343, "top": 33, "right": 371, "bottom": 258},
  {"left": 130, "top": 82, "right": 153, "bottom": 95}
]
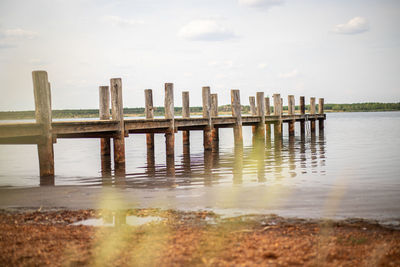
[
  {"left": 0, "top": 185, "right": 399, "bottom": 221},
  {"left": 1, "top": 208, "right": 399, "bottom": 266}
]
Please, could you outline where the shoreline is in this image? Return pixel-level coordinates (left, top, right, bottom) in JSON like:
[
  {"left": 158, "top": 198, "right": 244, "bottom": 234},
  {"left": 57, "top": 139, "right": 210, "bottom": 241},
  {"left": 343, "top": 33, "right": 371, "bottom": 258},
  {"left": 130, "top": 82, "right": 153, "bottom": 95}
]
[{"left": 1, "top": 208, "right": 399, "bottom": 266}]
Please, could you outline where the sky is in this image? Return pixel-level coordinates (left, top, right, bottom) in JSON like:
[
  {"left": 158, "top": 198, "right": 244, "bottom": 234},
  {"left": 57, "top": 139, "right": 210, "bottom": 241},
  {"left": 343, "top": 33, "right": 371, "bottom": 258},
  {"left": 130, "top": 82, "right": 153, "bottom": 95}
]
[{"left": 0, "top": 0, "right": 399, "bottom": 111}]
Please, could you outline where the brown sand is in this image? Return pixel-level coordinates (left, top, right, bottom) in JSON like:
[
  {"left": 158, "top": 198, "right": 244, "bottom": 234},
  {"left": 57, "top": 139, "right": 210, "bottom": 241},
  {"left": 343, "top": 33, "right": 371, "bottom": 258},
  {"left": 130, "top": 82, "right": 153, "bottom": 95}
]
[{"left": 0, "top": 209, "right": 399, "bottom": 266}]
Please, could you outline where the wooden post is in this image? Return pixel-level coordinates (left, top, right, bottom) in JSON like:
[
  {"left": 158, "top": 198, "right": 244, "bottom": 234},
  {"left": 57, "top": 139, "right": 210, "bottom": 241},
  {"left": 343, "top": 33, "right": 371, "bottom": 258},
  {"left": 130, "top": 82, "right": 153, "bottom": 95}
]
[
  {"left": 249, "top": 96, "right": 256, "bottom": 135},
  {"left": 33, "top": 71, "right": 54, "bottom": 177},
  {"left": 211, "top": 93, "right": 219, "bottom": 149},
  {"left": 110, "top": 78, "right": 126, "bottom": 174},
  {"left": 182, "top": 91, "right": 190, "bottom": 146},
  {"left": 231, "top": 90, "right": 243, "bottom": 146},
  {"left": 273, "top": 94, "right": 282, "bottom": 139},
  {"left": 249, "top": 96, "right": 256, "bottom": 115},
  {"left": 288, "top": 95, "right": 295, "bottom": 136},
  {"left": 165, "top": 83, "right": 175, "bottom": 158},
  {"left": 99, "top": 86, "right": 111, "bottom": 156},
  {"left": 310, "top": 97, "right": 316, "bottom": 135},
  {"left": 318, "top": 98, "right": 324, "bottom": 132},
  {"left": 300, "top": 96, "right": 305, "bottom": 136},
  {"left": 202, "top": 86, "right": 212, "bottom": 150},
  {"left": 265, "top": 97, "right": 271, "bottom": 142},
  {"left": 255, "top": 92, "right": 265, "bottom": 141},
  {"left": 145, "top": 89, "right": 155, "bottom": 150}
]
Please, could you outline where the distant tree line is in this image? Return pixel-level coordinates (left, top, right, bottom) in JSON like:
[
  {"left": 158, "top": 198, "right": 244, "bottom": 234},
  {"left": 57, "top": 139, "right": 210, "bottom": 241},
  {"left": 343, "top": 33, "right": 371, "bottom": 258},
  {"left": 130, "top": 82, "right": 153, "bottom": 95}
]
[{"left": 0, "top": 102, "right": 399, "bottom": 120}]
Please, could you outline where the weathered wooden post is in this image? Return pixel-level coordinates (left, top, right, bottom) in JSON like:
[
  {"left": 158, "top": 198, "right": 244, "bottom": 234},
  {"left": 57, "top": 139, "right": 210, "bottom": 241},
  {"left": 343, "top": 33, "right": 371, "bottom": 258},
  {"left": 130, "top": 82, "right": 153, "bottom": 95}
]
[
  {"left": 249, "top": 96, "right": 256, "bottom": 115},
  {"left": 231, "top": 90, "right": 243, "bottom": 146},
  {"left": 99, "top": 85, "right": 111, "bottom": 178},
  {"left": 33, "top": 71, "right": 54, "bottom": 177},
  {"left": 249, "top": 96, "right": 256, "bottom": 134},
  {"left": 182, "top": 91, "right": 190, "bottom": 146},
  {"left": 165, "top": 83, "right": 175, "bottom": 159},
  {"left": 211, "top": 93, "right": 219, "bottom": 149},
  {"left": 265, "top": 97, "right": 271, "bottom": 142},
  {"left": 300, "top": 96, "right": 305, "bottom": 136},
  {"left": 310, "top": 97, "right": 316, "bottom": 135},
  {"left": 202, "top": 86, "right": 212, "bottom": 150},
  {"left": 318, "top": 98, "right": 324, "bottom": 132},
  {"left": 99, "top": 86, "right": 111, "bottom": 156},
  {"left": 273, "top": 94, "right": 282, "bottom": 140},
  {"left": 288, "top": 95, "right": 295, "bottom": 136},
  {"left": 110, "top": 78, "right": 126, "bottom": 173},
  {"left": 255, "top": 92, "right": 265, "bottom": 141},
  {"left": 145, "top": 89, "right": 155, "bottom": 150}
]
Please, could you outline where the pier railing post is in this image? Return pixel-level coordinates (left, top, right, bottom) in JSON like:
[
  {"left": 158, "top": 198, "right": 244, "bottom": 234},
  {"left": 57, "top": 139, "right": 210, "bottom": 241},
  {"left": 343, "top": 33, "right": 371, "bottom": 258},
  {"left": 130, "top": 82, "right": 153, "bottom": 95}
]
[
  {"left": 110, "top": 78, "right": 126, "bottom": 173},
  {"left": 310, "top": 97, "right": 316, "bottom": 135},
  {"left": 211, "top": 93, "right": 219, "bottom": 150},
  {"left": 249, "top": 96, "right": 256, "bottom": 135},
  {"left": 33, "top": 71, "right": 54, "bottom": 177},
  {"left": 265, "top": 97, "right": 271, "bottom": 142},
  {"left": 300, "top": 96, "right": 305, "bottom": 136},
  {"left": 182, "top": 91, "right": 190, "bottom": 146},
  {"left": 273, "top": 93, "right": 282, "bottom": 140},
  {"left": 231, "top": 90, "right": 243, "bottom": 146},
  {"left": 318, "top": 98, "right": 324, "bottom": 132},
  {"left": 255, "top": 92, "right": 265, "bottom": 141},
  {"left": 165, "top": 83, "right": 175, "bottom": 159},
  {"left": 145, "top": 89, "right": 155, "bottom": 150},
  {"left": 288, "top": 95, "right": 295, "bottom": 136},
  {"left": 202, "top": 86, "right": 212, "bottom": 150},
  {"left": 99, "top": 86, "right": 111, "bottom": 156}
]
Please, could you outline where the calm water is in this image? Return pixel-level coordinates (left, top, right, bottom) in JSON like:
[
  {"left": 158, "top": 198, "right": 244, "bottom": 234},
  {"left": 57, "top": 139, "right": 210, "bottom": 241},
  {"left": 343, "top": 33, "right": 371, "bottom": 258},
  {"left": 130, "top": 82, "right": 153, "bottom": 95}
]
[{"left": 0, "top": 112, "right": 399, "bottom": 189}]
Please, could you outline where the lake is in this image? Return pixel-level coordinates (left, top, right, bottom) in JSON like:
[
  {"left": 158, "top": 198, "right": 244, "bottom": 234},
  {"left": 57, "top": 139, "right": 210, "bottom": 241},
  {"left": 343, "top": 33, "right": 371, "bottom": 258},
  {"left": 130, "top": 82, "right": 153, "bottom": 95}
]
[{"left": 0, "top": 112, "right": 399, "bottom": 221}]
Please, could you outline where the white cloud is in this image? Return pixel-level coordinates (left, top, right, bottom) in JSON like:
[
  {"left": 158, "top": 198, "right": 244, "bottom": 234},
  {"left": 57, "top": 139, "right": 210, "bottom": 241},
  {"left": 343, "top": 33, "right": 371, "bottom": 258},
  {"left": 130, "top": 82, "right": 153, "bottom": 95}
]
[
  {"left": 279, "top": 69, "right": 299, "bottom": 78},
  {"left": 258, "top": 63, "right": 267, "bottom": 69},
  {"left": 2, "top": 28, "right": 38, "bottom": 39},
  {"left": 208, "top": 60, "right": 234, "bottom": 68},
  {"left": 239, "top": 0, "right": 284, "bottom": 9},
  {"left": 0, "top": 28, "right": 38, "bottom": 49},
  {"left": 104, "top": 15, "right": 144, "bottom": 28},
  {"left": 332, "top": 17, "right": 369, "bottom": 35},
  {"left": 178, "top": 19, "right": 237, "bottom": 41}
]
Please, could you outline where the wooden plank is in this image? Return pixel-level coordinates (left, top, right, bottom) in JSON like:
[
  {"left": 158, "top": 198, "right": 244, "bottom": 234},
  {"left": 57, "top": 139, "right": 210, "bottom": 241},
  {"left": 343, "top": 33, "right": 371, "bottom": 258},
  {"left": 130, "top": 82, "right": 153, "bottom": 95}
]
[
  {"left": 182, "top": 91, "right": 190, "bottom": 146},
  {"left": 0, "top": 136, "right": 44, "bottom": 144},
  {"left": 202, "top": 86, "right": 212, "bottom": 150},
  {"left": 52, "top": 120, "right": 119, "bottom": 134},
  {"left": 0, "top": 123, "right": 43, "bottom": 138},
  {"left": 32, "top": 70, "right": 54, "bottom": 177},
  {"left": 145, "top": 89, "right": 155, "bottom": 150},
  {"left": 110, "top": 78, "right": 126, "bottom": 170},
  {"left": 99, "top": 85, "right": 111, "bottom": 156},
  {"left": 231, "top": 89, "right": 243, "bottom": 146}
]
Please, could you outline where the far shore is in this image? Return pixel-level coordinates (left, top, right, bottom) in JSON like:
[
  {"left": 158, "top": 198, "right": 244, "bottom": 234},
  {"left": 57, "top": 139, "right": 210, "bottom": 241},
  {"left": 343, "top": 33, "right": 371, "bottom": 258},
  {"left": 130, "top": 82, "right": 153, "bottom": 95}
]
[{"left": 1, "top": 103, "right": 399, "bottom": 120}]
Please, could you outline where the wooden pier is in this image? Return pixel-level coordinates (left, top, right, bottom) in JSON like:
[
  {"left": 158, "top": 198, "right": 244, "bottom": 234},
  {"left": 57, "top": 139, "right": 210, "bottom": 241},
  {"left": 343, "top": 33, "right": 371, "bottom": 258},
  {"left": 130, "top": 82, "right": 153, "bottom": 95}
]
[{"left": 0, "top": 71, "right": 326, "bottom": 178}]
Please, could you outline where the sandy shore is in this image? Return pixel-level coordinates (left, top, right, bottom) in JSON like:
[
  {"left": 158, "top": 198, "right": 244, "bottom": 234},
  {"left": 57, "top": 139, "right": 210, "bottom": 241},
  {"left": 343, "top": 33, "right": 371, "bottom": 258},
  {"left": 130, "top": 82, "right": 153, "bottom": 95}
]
[{"left": 1, "top": 208, "right": 399, "bottom": 266}]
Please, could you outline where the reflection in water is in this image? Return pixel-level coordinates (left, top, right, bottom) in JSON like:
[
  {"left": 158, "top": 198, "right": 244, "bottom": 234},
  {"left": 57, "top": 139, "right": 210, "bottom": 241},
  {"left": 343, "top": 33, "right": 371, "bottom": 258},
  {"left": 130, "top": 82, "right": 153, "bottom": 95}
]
[
  {"left": 233, "top": 146, "right": 243, "bottom": 184},
  {"left": 44, "top": 129, "right": 327, "bottom": 189},
  {"left": 94, "top": 132, "right": 327, "bottom": 189}
]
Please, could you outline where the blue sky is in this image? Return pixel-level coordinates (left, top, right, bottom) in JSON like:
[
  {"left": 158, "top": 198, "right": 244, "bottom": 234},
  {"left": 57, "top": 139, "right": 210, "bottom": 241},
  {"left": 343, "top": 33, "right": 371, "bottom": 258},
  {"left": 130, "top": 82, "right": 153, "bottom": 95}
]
[{"left": 0, "top": 0, "right": 399, "bottom": 110}]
